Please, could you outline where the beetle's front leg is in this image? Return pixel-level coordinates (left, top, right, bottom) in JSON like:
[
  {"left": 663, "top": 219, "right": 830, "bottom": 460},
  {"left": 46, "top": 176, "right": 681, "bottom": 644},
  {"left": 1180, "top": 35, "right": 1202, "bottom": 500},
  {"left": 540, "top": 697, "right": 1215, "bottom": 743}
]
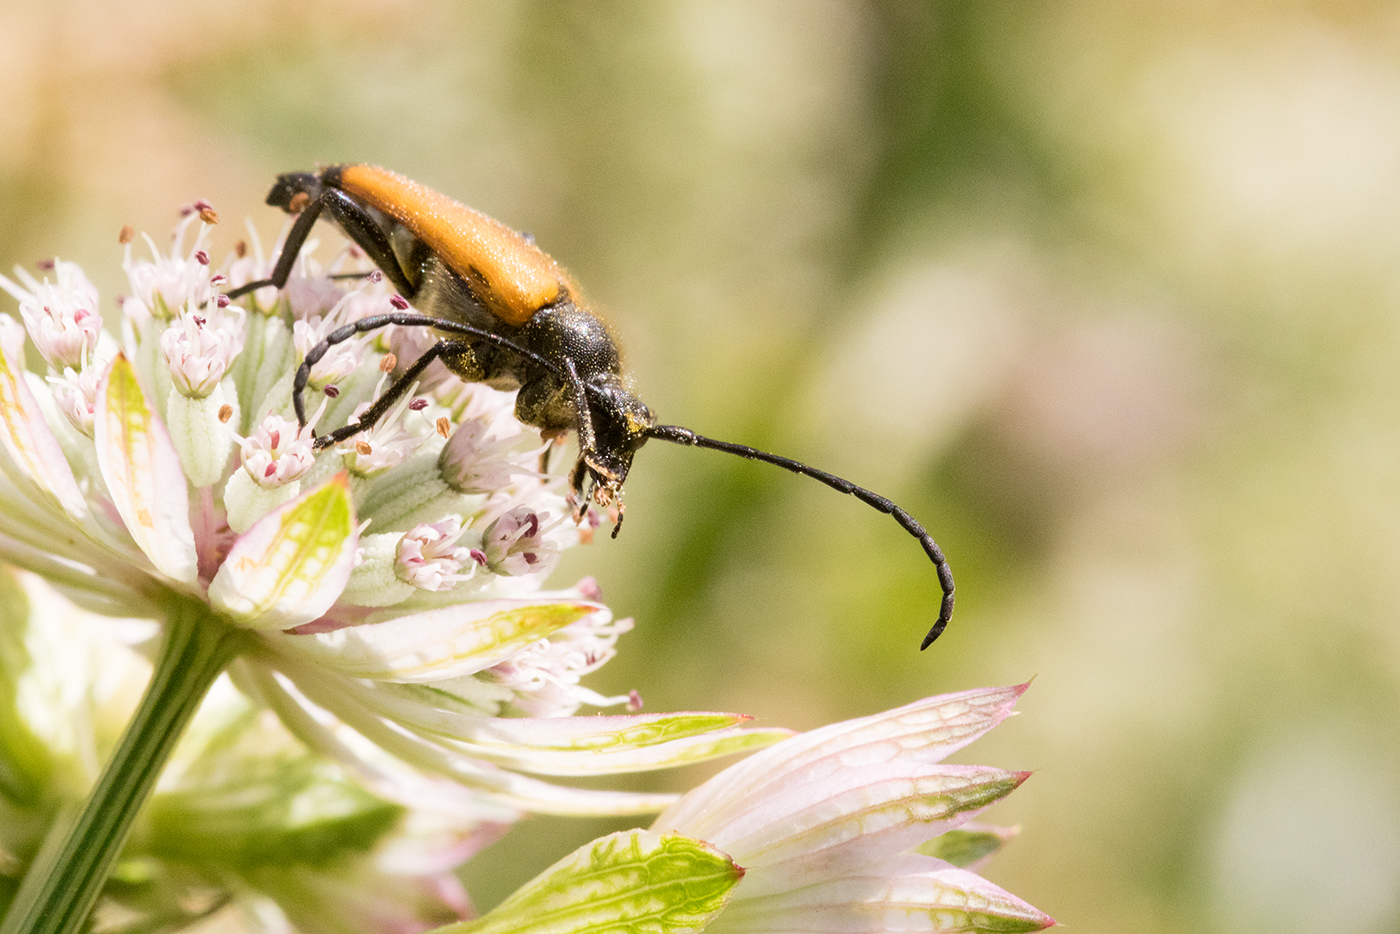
[
  {"left": 226, "top": 194, "right": 324, "bottom": 300},
  {"left": 559, "top": 358, "right": 602, "bottom": 516},
  {"left": 561, "top": 357, "right": 598, "bottom": 460},
  {"left": 516, "top": 362, "right": 597, "bottom": 512}
]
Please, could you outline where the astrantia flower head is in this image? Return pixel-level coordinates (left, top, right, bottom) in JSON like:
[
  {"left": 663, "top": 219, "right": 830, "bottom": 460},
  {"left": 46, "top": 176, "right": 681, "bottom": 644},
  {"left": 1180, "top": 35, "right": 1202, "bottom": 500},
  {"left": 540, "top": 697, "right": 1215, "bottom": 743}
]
[
  {"left": 0, "top": 204, "right": 793, "bottom": 932},
  {"left": 1, "top": 212, "right": 537, "bottom": 626}
]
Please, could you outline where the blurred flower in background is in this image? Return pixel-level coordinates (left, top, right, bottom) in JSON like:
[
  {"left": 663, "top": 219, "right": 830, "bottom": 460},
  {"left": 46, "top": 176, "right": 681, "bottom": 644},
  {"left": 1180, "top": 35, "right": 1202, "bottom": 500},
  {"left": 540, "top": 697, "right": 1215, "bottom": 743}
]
[{"left": 0, "top": 567, "right": 500, "bottom": 932}]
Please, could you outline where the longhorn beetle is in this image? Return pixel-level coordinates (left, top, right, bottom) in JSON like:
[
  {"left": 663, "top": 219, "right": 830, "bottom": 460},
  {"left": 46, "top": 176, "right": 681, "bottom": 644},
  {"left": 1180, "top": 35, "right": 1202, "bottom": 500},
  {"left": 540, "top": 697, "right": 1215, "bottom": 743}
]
[{"left": 226, "top": 164, "right": 955, "bottom": 648}]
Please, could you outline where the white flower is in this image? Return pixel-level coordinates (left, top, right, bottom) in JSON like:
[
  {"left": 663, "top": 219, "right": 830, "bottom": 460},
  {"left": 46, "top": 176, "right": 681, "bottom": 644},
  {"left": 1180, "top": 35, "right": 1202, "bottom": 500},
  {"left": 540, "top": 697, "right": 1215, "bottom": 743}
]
[
  {"left": 337, "top": 388, "right": 424, "bottom": 477},
  {"left": 480, "top": 608, "right": 638, "bottom": 718},
  {"left": 160, "top": 299, "right": 246, "bottom": 398},
  {"left": 395, "top": 517, "right": 484, "bottom": 592},
  {"left": 237, "top": 413, "right": 317, "bottom": 490},
  {"left": 0, "top": 208, "right": 790, "bottom": 821},
  {"left": 0, "top": 260, "right": 104, "bottom": 370},
  {"left": 292, "top": 287, "right": 374, "bottom": 390},
  {"left": 483, "top": 506, "right": 561, "bottom": 577},
  {"left": 47, "top": 364, "right": 104, "bottom": 436},
  {"left": 438, "top": 410, "right": 536, "bottom": 495},
  {"left": 122, "top": 208, "right": 217, "bottom": 321},
  {"left": 223, "top": 225, "right": 282, "bottom": 312},
  {"left": 653, "top": 685, "right": 1057, "bottom": 934}
]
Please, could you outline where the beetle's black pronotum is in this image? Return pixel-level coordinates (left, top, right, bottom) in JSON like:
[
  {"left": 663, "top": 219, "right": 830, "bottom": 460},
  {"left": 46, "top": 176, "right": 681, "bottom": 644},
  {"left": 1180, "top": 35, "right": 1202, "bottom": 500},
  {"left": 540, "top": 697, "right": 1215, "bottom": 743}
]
[{"left": 226, "top": 164, "right": 955, "bottom": 648}]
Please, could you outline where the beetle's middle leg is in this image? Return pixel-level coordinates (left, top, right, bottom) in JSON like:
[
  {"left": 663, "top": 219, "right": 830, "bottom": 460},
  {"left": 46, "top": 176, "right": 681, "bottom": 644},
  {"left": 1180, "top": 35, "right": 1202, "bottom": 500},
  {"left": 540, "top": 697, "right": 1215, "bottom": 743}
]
[
  {"left": 228, "top": 181, "right": 419, "bottom": 301},
  {"left": 310, "top": 339, "right": 465, "bottom": 450}
]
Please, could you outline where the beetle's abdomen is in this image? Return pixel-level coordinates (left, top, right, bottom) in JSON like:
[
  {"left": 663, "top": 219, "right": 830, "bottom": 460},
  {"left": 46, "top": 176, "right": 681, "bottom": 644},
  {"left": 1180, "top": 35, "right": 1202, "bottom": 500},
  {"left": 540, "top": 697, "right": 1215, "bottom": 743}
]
[{"left": 333, "top": 164, "right": 576, "bottom": 327}]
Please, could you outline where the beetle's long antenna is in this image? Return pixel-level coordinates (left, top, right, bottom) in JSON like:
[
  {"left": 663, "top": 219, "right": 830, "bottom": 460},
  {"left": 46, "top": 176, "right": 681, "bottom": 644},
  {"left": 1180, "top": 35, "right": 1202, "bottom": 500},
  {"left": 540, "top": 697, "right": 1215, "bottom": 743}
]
[
  {"left": 292, "top": 310, "right": 955, "bottom": 647},
  {"left": 645, "top": 423, "right": 954, "bottom": 649}
]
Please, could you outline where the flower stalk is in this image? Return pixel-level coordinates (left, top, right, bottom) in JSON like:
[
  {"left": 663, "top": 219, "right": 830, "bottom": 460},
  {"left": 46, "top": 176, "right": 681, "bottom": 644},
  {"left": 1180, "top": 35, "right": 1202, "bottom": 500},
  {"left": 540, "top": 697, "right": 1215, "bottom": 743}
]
[{"left": 0, "top": 594, "right": 244, "bottom": 934}]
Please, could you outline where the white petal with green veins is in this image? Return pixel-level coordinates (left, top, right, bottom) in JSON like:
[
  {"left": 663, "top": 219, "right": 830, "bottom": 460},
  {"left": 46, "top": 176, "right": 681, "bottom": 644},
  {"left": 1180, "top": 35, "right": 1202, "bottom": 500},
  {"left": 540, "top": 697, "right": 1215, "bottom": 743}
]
[
  {"left": 297, "top": 680, "right": 793, "bottom": 774},
  {"left": 710, "top": 764, "right": 1029, "bottom": 896},
  {"left": 441, "top": 830, "right": 742, "bottom": 934},
  {"left": 657, "top": 685, "right": 1027, "bottom": 836},
  {"left": 0, "top": 347, "right": 89, "bottom": 522},
  {"left": 251, "top": 658, "right": 682, "bottom": 816},
  {"left": 208, "top": 474, "right": 356, "bottom": 629},
  {"left": 461, "top": 711, "right": 759, "bottom": 749},
  {"left": 93, "top": 354, "right": 197, "bottom": 584},
  {"left": 438, "top": 723, "right": 795, "bottom": 776},
  {"left": 336, "top": 688, "right": 760, "bottom": 749},
  {"left": 712, "top": 856, "right": 1055, "bottom": 933},
  {"left": 266, "top": 600, "right": 603, "bottom": 682}
]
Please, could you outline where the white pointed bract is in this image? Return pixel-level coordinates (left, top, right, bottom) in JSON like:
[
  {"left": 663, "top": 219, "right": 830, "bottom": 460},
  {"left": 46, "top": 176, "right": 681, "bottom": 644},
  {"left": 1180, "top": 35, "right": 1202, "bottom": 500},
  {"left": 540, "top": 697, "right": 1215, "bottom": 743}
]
[{"left": 654, "top": 686, "right": 1058, "bottom": 933}]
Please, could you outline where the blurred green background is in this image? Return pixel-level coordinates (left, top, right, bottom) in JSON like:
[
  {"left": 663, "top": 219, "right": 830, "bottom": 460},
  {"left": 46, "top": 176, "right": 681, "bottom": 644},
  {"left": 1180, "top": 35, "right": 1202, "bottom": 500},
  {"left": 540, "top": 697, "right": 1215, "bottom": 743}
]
[{"left": 4, "top": 1, "right": 1400, "bottom": 931}]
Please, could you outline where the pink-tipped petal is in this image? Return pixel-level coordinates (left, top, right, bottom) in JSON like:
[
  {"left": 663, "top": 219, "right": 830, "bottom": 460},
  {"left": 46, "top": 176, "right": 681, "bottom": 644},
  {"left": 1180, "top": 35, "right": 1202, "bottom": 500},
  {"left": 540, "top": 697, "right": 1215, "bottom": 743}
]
[{"left": 658, "top": 685, "right": 1026, "bottom": 836}]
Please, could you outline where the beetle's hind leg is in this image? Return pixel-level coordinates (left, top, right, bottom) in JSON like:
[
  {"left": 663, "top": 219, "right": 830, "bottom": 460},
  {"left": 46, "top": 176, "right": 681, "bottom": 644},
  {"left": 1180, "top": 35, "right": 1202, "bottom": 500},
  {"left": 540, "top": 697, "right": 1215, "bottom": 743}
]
[{"left": 227, "top": 185, "right": 418, "bottom": 301}]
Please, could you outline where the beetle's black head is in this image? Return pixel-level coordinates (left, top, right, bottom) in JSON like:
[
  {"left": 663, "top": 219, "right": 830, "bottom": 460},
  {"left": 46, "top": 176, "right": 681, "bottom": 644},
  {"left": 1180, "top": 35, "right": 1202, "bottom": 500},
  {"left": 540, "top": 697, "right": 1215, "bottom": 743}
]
[{"left": 576, "top": 377, "right": 656, "bottom": 523}]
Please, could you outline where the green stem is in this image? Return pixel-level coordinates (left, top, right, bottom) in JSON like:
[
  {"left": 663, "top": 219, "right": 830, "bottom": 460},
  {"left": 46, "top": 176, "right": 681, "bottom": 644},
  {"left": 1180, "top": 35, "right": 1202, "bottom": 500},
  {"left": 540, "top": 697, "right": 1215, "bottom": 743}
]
[{"left": 0, "top": 595, "right": 245, "bottom": 934}]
